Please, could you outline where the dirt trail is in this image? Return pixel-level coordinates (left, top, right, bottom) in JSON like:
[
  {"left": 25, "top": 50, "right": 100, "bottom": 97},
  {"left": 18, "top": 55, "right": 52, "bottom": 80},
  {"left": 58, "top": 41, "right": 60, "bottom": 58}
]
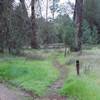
[
  {"left": 0, "top": 58, "right": 68, "bottom": 100},
  {"left": 35, "top": 60, "right": 68, "bottom": 100},
  {"left": 0, "top": 84, "right": 31, "bottom": 100}
]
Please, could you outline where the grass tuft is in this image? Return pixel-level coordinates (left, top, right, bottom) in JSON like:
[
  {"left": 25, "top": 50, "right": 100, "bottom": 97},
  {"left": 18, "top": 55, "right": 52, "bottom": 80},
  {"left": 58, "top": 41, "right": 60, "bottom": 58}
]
[{"left": 60, "top": 76, "right": 100, "bottom": 100}]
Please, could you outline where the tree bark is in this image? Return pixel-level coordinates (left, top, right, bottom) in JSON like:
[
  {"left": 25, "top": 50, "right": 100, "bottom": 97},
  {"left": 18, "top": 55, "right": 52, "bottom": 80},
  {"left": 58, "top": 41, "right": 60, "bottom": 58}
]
[
  {"left": 46, "top": 0, "right": 48, "bottom": 21},
  {"left": 74, "top": 0, "right": 84, "bottom": 52},
  {"left": 52, "top": 0, "right": 55, "bottom": 20},
  {"left": 20, "top": 0, "right": 28, "bottom": 16},
  {"left": 31, "top": 0, "right": 38, "bottom": 48},
  {"left": 0, "top": 0, "right": 4, "bottom": 53}
]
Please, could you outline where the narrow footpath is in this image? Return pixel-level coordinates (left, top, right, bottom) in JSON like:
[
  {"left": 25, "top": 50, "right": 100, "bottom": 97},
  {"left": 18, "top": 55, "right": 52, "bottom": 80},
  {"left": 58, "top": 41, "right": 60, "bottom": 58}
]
[
  {"left": 0, "top": 59, "right": 68, "bottom": 100},
  {"left": 35, "top": 59, "right": 68, "bottom": 100}
]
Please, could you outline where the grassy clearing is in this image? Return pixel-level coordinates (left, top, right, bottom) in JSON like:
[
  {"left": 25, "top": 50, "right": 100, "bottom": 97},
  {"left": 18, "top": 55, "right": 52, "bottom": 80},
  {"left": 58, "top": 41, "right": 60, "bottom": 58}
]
[
  {"left": 60, "top": 48, "right": 100, "bottom": 100},
  {"left": 0, "top": 53, "right": 59, "bottom": 96},
  {"left": 1, "top": 48, "right": 100, "bottom": 99},
  {"left": 60, "top": 75, "right": 100, "bottom": 100}
]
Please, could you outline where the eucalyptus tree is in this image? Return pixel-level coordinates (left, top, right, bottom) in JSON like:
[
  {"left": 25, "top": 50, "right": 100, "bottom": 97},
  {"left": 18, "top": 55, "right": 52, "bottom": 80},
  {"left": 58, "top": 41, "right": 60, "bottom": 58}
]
[
  {"left": 0, "top": 0, "right": 14, "bottom": 52},
  {"left": 0, "top": 0, "right": 4, "bottom": 52},
  {"left": 31, "top": 0, "right": 38, "bottom": 48},
  {"left": 6, "top": 0, "right": 31, "bottom": 54},
  {"left": 50, "top": 0, "right": 59, "bottom": 19},
  {"left": 84, "top": 0, "right": 100, "bottom": 43},
  {"left": 74, "top": 0, "right": 84, "bottom": 52}
]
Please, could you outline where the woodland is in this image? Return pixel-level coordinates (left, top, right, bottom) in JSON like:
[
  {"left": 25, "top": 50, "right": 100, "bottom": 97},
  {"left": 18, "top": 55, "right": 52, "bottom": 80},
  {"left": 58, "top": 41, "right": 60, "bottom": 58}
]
[{"left": 0, "top": 0, "right": 100, "bottom": 100}]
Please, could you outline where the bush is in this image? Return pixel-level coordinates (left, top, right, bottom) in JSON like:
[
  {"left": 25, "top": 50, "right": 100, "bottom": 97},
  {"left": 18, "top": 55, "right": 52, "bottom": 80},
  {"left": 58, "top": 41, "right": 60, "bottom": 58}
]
[{"left": 82, "top": 20, "right": 98, "bottom": 44}]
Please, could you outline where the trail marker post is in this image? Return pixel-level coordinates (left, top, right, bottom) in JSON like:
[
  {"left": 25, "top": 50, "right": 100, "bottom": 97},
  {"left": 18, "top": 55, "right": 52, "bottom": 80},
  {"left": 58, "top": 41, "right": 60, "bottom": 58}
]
[{"left": 76, "top": 60, "right": 80, "bottom": 75}]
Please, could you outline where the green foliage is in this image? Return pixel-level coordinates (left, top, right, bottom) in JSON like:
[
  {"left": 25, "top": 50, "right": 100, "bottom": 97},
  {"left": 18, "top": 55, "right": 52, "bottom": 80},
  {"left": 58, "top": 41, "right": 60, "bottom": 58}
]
[
  {"left": 37, "top": 15, "right": 75, "bottom": 49},
  {"left": 82, "top": 20, "right": 98, "bottom": 44},
  {"left": 37, "top": 17, "right": 58, "bottom": 45},
  {"left": 0, "top": 0, "right": 31, "bottom": 54},
  {"left": 62, "top": 24, "right": 75, "bottom": 48},
  {"left": 84, "top": 0, "right": 100, "bottom": 43},
  {"left": 8, "top": 3, "right": 31, "bottom": 54},
  {"left": 56, "top": 15, "right": 75, "bottom": 49},
  {"left": 0, "top": 0, "right": 14, "bottom": 52}
]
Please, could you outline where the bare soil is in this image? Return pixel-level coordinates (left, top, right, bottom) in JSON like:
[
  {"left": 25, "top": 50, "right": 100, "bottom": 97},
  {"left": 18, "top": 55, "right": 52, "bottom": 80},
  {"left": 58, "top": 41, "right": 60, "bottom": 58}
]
[{"left": 0, "top": 84, "right": 31, "bottom": 100}]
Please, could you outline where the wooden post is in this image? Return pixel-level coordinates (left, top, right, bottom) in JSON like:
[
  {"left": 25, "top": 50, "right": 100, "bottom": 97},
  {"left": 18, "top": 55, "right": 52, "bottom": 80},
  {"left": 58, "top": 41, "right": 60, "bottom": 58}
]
[{"left": 76, "top": 60, "right": 80, "bottom": 75}]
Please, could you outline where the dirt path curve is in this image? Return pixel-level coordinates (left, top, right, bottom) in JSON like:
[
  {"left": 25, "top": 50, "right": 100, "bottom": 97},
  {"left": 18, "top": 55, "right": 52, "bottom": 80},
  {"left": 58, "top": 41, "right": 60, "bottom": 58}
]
[
  {"left": 35, "top": 59, "right": 68, "bottom": 100},
  {"left": 0, "top": 84, "right": 31, "bottom": 100},
  {"left": 0, "top": 57, "right": 68, "bottom": 100}
]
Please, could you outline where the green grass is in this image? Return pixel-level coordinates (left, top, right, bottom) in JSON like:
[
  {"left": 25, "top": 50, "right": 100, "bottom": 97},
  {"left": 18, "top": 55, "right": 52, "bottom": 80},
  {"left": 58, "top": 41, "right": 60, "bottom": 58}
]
[
  {"left": 60, "top": 47, "right": 100, "bottom": 100},
  {"left": 1, "top": 48, "right": 100, "bottom": 99},
  {"left": 60, "top": 76, "right": 100, "bottom": 100},
  {"left": 0, "top": 55, "right": 59, "bottom": 96}
]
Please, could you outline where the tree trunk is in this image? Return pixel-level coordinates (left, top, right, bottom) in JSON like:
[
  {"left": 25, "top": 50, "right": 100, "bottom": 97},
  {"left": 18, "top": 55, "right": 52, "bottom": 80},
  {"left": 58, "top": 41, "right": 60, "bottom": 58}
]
[
  {"left": 0, "top": 0, "right": 4, "bottom": 53},
  {"left": 37, "top": 0, "right": 42, "bottom": 17},
  {"left": 46, "top": 0, "right": 48, "bottom": 21},
  {"left": 74, "top": 0, "right": 84, "bottom": 52},
  {"left": 52, "top": 0, "right": 55, "bottom": 20},
  {"left": 31, "top": 0, "right": 38, "bottom": 48},
  {"left": 43, "top": 0, "right": 49, "bottom": 46},
  {"left": 20, "top": 0, "right": 28, "bottom": 16},
  {"left": 64, "top": 45, "right": 67, "bottom": 57}
]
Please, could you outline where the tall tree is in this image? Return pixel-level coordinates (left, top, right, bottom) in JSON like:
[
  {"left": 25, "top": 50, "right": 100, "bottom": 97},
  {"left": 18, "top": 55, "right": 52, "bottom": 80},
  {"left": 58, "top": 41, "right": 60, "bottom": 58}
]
[
  {"left": 84, "top": 0, "right": 100, "bottom": 43},
  {"left": 6, "top": 0, "right": 31, "bottom": 54},
  {"left": 84, "top": 0, "right": 97, "bottom": 30},
  {"left": 50, "top": 0, "right": 59, "bottom": 19},
  {"left": 0, "top": 0, "right": 4, "bottom": 52},
  {"left": 20, "top": 0, "right": 27, "bottom": 16},
  {"left": 31, "top": 0, "right": 38, "bottom": 48},
  {"left": 0, "top": 0, "right": 14, "bottom": 52},
  {"left": 46, "top": 0, "right": 48, "bottom": 21},
  {"left": 37, "top": 0, "right": 42, "bottom": 17},
  {"left": 74, "top": 0, "right": 84, "bottom": 52}
]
